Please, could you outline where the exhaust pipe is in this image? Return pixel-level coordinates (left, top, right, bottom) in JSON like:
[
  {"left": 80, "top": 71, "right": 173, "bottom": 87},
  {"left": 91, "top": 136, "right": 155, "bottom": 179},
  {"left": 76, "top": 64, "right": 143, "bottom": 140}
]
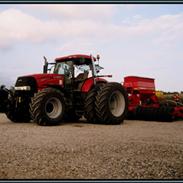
[{"left": 43, "top": 56, "right": 48, "bottom": 74}]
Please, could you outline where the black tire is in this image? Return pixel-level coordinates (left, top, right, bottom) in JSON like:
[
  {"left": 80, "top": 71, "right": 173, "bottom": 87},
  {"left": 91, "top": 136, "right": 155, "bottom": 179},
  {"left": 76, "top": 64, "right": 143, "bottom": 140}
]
[
  {"left": 6, "top": 109, "right": 30, "bottom": 123},
  {"left": 153, "top": 107, "right": 159, "bottom": 121},
  {"left": 158, "top": 106, "right": 173, "bottom": 122},
  {"left": 147, "top": 107, "right": 153, "bottom": 121},
  {"left": 0, "top": 86, "right": 9, "bottom": 113},
  {"left": 84, "top": 83, "right": 105, "bottom": 123},
  {"left": 126, "top": 111, "right": 135, "bottom": 120},
  {"left": 143, "top": 107, "right": 149, "bottom": 121},
  {"left": 30, "top": 88, "right": 65, "bottom": 126},
  {"left": 160, "top": 100, "right": 177, "bottom": 107},
  {"left": 95, "top": 82, "right": 128, "bottom": 125},
  {"left": 164, "top": 106, "right": 174, "bottom": 122},
  {"left": 147, "top": 107, "right": 156, "bottom": 121},
  {"left": 158, "top": 107, "right": 164, "bottom": 121},
  {"left": 5, "top": 96, "right": 31, "bottom": 123},
  {"left": 134, "top": 106, "right": 142, "bottom": 120},
  {"left": 158, "top": 106, "right": 166, "bottom": 121}
]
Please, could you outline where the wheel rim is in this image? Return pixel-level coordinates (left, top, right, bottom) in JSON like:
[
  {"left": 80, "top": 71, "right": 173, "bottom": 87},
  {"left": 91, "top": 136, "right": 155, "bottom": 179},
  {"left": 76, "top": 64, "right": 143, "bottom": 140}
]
[
  {"left": 45, "top": 97, "right": 62, "bottom": 119},
  {"left": 109, "top": 90, "right": 125, "bottom": 117}
]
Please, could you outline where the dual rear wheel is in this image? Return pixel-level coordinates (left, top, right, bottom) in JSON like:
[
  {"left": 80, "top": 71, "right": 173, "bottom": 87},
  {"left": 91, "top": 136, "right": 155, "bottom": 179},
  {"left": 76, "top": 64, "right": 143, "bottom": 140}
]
[{"left": 85, "top": 82, "right": 128, "bottom": 125}]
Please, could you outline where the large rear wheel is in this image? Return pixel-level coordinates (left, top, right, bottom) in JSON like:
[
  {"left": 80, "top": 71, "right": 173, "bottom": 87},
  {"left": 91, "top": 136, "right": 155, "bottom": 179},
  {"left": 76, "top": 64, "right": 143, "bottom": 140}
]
[
  {"left": 95, "top": 82, "right": 128, "bottom": 125},
  {"left": 84, "top": 83, "right": 105, "bottom": 123},
  {"left": 30, "top": 88, "right": 65, "bottom": 126}
]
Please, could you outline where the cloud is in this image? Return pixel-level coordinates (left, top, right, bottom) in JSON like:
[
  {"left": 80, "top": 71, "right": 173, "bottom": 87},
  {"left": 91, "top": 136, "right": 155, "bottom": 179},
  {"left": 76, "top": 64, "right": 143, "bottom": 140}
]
[
  {"left": 0, "top": 8, "right": 114, "bottom": 49},
  {"left": 27, "top": 4, "right": 116, "bottom": 21},
  {"left": 0, "top": 9, "right": 61, "bottom": 48},
  {"left": 0, "top": 7, "right": 183, "bottom": 49}
]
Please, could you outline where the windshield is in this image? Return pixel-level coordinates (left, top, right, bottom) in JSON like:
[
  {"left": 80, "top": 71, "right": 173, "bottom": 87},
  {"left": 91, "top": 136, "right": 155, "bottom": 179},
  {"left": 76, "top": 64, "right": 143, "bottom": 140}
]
[
  {"left": 53, "top": 61, "right": 92, "bottom": 77},
  {"left": 74, "top": 64, "right": 91, "bottom": 77},
  {"left": 53, "top": 61, "right": 72, "bottom": 77},
  {"left": 52, "top": 60, "right": 103, "bottom": 78}
]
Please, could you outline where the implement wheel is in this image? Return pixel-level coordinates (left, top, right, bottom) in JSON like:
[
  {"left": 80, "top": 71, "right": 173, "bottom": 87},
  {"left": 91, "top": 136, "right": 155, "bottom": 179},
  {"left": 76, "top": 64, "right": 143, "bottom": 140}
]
[
  {"left": 30, "top": 88, "right": 65, "bottom": 126},
  {"left": 157, "top": 106, "right": 174, "bottom": 122}
]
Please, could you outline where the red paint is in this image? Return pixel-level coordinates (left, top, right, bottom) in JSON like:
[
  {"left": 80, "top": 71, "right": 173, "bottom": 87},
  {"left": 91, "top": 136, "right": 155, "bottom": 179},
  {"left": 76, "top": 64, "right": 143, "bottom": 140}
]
[
  {"left": 124, "top": 76, "right": 155, "bottom": 94},
  {"left": 81, "top": 77, "right": 107, "bottom": 92},
  {"left": 55, "top": 54, "right": 96, "bottom": 62},
  {"left": 128, "top": 93, "right": 141, "bottom": 107},
  {"left": 123, "top": 76, "right": 159, "bottom": 112},
  {"left": 25, "top": 73, "right": 64, "bottom": 90},
  {"left": 172, "top": 106, "right": 183, "bottom": 119},
  {"left": 24, "top": 73, "right": 107, "bottom": 93},
  {"left": 124, "top": 75, "right": 183, "bottom": 120}
]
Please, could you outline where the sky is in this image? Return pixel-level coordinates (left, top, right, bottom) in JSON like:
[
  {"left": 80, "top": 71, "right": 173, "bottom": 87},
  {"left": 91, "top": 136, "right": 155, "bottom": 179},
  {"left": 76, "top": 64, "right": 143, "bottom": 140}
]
[{"left": 0, "top": 4, "right": 183, "bottom": 92}]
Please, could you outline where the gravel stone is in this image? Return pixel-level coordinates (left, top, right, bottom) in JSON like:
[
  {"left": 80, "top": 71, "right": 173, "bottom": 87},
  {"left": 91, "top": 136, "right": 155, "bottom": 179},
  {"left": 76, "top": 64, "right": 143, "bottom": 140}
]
[{"left": 0, "top": 114, "right": 183, "bottom": 179}]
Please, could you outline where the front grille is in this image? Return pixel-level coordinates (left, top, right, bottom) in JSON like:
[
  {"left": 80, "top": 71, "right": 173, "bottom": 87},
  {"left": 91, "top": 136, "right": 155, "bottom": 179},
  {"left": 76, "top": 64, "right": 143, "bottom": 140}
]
[{"left": 15, "top": 76, "right": 37, "bottom": 92}]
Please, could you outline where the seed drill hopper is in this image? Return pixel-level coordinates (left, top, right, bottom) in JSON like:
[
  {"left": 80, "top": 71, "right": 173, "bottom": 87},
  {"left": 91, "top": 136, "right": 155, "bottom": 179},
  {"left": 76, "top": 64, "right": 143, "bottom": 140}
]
[{"left": 123, "top": 76, "right": 183, "bottom": 122}]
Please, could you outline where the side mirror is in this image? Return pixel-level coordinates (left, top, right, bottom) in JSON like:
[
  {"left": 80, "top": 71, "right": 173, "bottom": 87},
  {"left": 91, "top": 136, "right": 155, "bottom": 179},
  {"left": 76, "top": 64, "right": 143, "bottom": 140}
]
[{"left": 95, "top": 64, "right": 104, "bottom": 73}]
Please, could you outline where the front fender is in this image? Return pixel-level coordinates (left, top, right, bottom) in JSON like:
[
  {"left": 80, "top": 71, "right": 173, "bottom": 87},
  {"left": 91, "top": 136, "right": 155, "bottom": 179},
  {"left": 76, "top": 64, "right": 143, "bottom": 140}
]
[{"left": 81, "top": 77, "right": 107, "bottom": 93}]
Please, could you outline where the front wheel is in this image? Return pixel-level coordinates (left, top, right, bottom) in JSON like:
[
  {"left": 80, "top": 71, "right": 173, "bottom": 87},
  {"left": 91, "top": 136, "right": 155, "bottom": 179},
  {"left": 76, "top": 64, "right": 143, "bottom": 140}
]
[
  {"left": 30, "top": 88, "right": 65, "bottom": 126},
  {"left": 5, "top": 94, "right": 31, "bottom": 123},
  {"left": 6, "top": 109, "right": 31, "bottom": 123},
  {"left": 95, "top": 82, "right": 128, "bottom": 125}
]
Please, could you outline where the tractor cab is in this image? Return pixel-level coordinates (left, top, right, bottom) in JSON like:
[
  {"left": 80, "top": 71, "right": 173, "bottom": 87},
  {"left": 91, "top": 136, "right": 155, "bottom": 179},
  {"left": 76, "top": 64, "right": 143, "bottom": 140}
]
[{"left": 43, "top": 54, "right": 103, "bottom": 90}]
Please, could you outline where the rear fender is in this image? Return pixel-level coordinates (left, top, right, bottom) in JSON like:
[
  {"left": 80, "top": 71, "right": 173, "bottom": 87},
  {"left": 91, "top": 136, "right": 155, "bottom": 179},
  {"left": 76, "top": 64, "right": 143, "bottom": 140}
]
[{"left": 81, "top": 78, "right": 107, "bottom": 93}]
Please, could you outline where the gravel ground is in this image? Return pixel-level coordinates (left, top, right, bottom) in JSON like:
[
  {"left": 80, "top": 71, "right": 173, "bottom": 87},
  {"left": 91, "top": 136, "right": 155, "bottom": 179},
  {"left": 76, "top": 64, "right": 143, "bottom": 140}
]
[{"left": 0, "top": 114, "right": 183, "bottom": 179}]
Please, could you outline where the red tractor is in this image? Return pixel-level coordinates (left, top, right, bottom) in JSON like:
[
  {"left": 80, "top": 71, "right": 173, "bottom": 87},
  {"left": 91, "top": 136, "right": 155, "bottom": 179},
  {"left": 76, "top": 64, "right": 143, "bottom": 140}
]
[
  {"left": 123, "top": 76, "right": 183, "bottom": 122},
  {"left": 0, "top": 54, "right": 128, "bottom": 126}
]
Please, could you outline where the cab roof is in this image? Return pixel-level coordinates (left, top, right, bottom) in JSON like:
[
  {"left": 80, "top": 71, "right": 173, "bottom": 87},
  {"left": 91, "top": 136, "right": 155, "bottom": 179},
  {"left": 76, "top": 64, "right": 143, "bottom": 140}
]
[{"left": 55, "top": 54, "right": 96, "bottom": 63}]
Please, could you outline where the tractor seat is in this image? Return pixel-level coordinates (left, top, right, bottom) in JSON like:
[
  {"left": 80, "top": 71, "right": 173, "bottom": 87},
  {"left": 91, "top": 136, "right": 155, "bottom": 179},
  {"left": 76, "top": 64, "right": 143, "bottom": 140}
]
[
  {"left": 76, "top": 71, "right": 89, "bottom": 82},
  {"left": 75, "top": 71, "right": 89, "bottom": 90}
]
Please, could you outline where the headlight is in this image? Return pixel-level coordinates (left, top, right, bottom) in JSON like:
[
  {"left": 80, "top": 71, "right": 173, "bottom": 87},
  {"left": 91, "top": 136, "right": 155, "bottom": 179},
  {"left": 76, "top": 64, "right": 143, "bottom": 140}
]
[{"left": 14, "top": 86, "right": 31, "bottom": 91}]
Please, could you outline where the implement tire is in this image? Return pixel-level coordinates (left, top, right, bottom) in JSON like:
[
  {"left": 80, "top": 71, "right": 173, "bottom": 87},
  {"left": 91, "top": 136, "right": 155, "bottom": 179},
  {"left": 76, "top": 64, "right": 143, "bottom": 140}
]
[
  {"left": 30, "top": 88, "right": 65, "bottom": 126},
  {"left": 135, "top": 106, "right": 142, "bottom": 120},
  {"left": 95, "top": 82, "right": 128, "bottom": 125},
  {"left": 164, "top": 106, "right": 174, "bottom": 122},
  {"left": 157, "top": 106, "right": 174, "bottom": 122}
]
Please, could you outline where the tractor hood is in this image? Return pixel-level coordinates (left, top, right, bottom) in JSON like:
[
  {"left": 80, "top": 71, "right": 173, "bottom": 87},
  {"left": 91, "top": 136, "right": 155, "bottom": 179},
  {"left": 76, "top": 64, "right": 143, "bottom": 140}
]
[
  {"left": 15, "top": 73, "right": 64, "bottom": 91},
  {"left": 27, "top": 73, "right": 65, "bottom": 89},
  {"left": 27, "top": 73, "right": 64, "bottom": 80}
]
